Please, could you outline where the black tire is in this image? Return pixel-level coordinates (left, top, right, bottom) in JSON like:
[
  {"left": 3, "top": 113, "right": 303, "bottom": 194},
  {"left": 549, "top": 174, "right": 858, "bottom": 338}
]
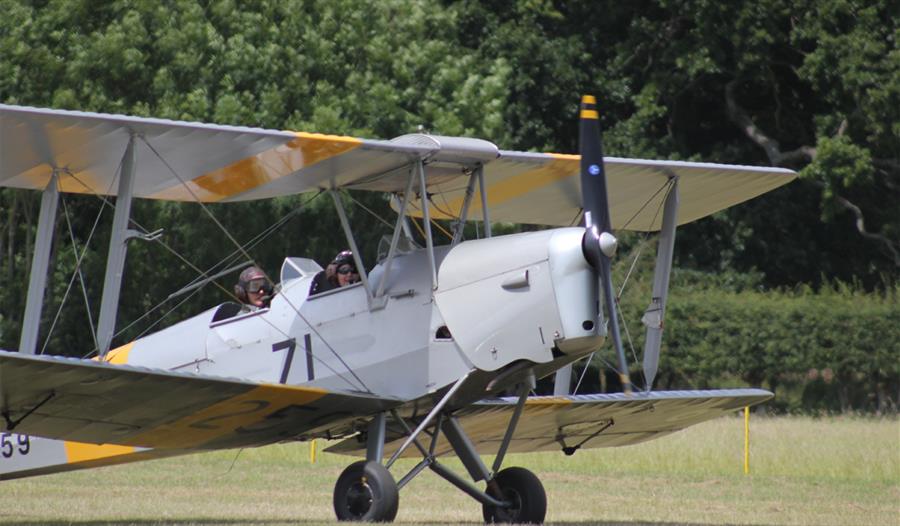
[
  {"left": 333, "top": 460, "right": 399, "bottom": 522},
  {"left": 482, "top": 467, "right": 547, "bottom": 524}
]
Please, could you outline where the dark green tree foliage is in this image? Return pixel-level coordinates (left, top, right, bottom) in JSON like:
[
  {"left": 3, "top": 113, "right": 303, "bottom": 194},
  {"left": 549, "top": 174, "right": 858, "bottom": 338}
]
[
  {"left": 449, "top": 0, "right": 898, "bottom": 287},
  {"left": 0, "top": 0, "right": 508, "bottom": 354},
  {"left": 0, "top": 1, "right": 896, "bottom": 411}
]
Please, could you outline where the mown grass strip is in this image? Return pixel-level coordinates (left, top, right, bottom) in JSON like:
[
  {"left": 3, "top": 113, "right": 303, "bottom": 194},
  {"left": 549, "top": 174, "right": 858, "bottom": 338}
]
[{"left": 0, "top": 416, "right": 896, "bottom": 525}]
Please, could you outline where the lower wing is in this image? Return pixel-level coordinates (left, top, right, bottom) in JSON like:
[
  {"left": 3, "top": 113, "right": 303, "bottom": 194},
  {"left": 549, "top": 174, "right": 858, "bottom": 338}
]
[
  {"left": 0, "top": 351, "right": 399, "bottom": 450},
  {"left": 0, "top": 350, "right": 399, "bottom": 480},
  {"left": 327, "top": 389, "right": 772, "bottom": 456},
  {"left": 0, "top": 435, "right": 189, "bottom": 481}
]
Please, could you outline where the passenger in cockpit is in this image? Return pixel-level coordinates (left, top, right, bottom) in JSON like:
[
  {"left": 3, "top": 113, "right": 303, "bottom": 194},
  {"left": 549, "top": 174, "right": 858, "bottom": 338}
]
[
  {"left": 235, "top": 266, "right": 273, "bottom": 309},
  {"left": 309, "top": 250, "right": 360, "bottom": 295},
  {"left": 333, "top": 250, "right": 361, "bottom": 287}
]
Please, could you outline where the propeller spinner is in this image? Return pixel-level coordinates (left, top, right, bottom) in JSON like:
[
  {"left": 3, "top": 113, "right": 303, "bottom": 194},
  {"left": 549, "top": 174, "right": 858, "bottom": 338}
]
[{"left": 579, "top": 95, "right": 633, "bottom": 395}]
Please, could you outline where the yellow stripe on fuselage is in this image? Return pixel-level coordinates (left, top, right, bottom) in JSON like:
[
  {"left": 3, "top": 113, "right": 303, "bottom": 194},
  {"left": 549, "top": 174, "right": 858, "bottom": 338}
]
[{"left": 104, "top": 342, "right": 133, "bottom": 364}]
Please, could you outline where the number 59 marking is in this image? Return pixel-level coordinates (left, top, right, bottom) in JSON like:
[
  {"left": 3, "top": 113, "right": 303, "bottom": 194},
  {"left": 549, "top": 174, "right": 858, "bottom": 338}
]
[{"left": 0, "top": 433, "right": 30, "bottom": 458}]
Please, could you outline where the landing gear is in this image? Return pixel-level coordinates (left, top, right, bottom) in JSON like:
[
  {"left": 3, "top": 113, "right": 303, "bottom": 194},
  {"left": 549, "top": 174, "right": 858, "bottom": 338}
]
[
  {"left": 483, "top": 467, "right": 547, "bottom": 524},
  {"left": 332, "top": 372, "right": 545, "bottom": 523},
  {"left": 333, "top": 460, "right": 399, "bottom": 522}
]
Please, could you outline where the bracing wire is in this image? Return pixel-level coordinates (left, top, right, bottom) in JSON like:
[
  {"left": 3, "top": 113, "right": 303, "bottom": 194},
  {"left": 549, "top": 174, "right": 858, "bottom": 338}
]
[
  {"left": 62, "top": 145, "right": 366, "bottom": 392},
  {"left": 619, "top": 178, "right": 672, "bottom": 232},
  {"left": 40, "top": 194, "right": 103, "bottom": 354},
  {"left": 609, "top": 177, "right": 676, "bottom": 390},
  {"left": 38, "top": 166, "right": 120, "bottom": 355},
  {"left": 572, "top": 352, "right": 594, "bottom": 394},
  {"left": 110, "top": 191, "right": 326, "bottom": 343},
  {"left": 61, "top": 195, "right": 99, "bottom": 347},
  {"left": 141, "top": 137, "right": 371, "bottom": 393},
  {"left": 344, "top": 192, "right": 395, "bottom": 231}
]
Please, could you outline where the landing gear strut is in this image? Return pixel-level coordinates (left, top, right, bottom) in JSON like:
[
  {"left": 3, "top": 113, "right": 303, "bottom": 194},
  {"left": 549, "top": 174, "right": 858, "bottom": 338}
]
[{"left": 331, "top": 372, "right": 546, "bottom": 523}]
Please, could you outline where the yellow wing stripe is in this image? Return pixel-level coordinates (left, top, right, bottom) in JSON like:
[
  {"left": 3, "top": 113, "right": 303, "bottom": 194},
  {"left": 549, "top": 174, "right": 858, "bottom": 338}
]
[
  {"left": 154, "top": 132, "right": 362, "bottom": 202},
  {"left": 129, "top": 383, "right": 328, "bottom": 449},
  {"left": 425, "top": 154, "right": 579, "bottom": 220},
  {"left": 524, "top": 397, "right": 574, "bottom": 406},
  {"left": 64, "top": 442, "right": 136, "bottom": 463}
]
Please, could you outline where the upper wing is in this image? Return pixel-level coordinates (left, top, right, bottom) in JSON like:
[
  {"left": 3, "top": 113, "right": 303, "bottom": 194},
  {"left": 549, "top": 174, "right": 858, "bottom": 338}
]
[
  {"left": 415, "top": 152, "right": 796, "bottom": 231},
  {"left": 1, "top": 105, "right": 795, "bottom": 231},
  {"left": 0, "top": 104, "right": 428, "bottom": 203},
  {"left": 0, "top": 350, "right": 399, "bottom": 450},
  {"left": 326, "top": 389, "right": 771, "bottom": 457}
]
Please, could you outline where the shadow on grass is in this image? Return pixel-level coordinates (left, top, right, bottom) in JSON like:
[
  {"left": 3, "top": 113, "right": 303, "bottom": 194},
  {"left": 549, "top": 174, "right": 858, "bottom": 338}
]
[{"left": 0, "top": 521, "right": 775, "bottom": 526}]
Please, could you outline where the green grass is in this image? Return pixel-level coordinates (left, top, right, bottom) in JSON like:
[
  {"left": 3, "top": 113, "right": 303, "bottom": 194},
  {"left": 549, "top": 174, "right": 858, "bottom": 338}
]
[{"left": 0, "top": 416, "right": 896, "bottom": 525}]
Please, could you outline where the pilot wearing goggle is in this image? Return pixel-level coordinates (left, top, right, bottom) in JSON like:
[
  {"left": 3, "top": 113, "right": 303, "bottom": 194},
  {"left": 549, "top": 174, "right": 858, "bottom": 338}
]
[
  {"left": 333, "top": 251, "right": 360, "bottom": 287},
  {"left": 235, "top": 265, "right": 273, "bottom": 309},
  {"left": 309, "top": 250, "right": 361, "bottom": 295}
]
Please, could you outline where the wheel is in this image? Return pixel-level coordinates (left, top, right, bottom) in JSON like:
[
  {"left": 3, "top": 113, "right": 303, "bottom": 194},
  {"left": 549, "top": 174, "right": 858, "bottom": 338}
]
[
  {"left": 482, "top": 467, "right": 546, "bottom": 524},
  {"left": 333, "top": 460, "right": 399, "bottom": 522}
]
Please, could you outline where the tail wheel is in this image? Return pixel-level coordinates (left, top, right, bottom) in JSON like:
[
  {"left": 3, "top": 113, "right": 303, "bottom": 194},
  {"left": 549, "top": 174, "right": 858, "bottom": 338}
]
[
  {"left": 482, "top": 467, "right": 547, "bottom": 524},
  {"left": 333, "top": 460, "right": 399, "bottom": 522}
]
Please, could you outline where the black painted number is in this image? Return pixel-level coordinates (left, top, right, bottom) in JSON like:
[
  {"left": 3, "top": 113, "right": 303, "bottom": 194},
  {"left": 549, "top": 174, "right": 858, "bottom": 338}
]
[
  {"left": 17, "top": 434, "right": 29, "bottom": 455},
  {"left": 272, "top": 338, "right": 297, "bottom": 384},
  {"left": 0, "top": 433, "right": 30, "bottom": 458}
]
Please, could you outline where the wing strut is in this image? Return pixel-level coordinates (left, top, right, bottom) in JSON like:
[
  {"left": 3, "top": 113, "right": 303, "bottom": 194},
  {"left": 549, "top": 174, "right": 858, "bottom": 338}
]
[
  {"left": 19, "top": 172, "right": 60, "bottom": 354},
  {"left": 641, "top": 177, "right": 679, "bottom": 390},
  {"left": 330, "top": 189, "right": 375, "bottom": 302},
  {"left": 97, "top": 135, "right": 137, "bottom": 358},
  {"left": 476, "top": 165, "right": 492, "bottom": 238},
  {"left": 417, "top": 159, "right": 438, "bottom": 289},
  {"left": 450, "top": 168, "right": 479, "bottom": 246},
  {"left": 375, "top": 168, "right": 418, "bottom": 300}
]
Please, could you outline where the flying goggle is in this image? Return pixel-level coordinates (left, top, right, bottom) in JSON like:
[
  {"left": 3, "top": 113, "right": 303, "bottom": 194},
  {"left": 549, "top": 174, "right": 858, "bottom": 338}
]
[{"left": 246, "top": 278, "right": 268, "bottom": 294}]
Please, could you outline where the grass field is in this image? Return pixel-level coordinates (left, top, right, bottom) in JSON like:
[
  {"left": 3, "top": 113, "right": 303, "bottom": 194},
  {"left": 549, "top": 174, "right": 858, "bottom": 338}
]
[{"left": 0, "top": 416, "right": 896, "bottom": 525}]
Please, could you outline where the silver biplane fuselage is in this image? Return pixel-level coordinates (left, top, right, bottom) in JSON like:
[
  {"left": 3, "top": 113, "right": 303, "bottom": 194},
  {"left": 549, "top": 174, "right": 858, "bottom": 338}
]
[{"left": 124, "top": 228, "right": 602, "bottom": 403}]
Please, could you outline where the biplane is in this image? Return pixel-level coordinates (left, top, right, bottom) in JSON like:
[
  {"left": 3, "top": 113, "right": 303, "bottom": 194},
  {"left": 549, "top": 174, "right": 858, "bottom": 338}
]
[{"left": 0, "top": 98, "right": 794, "bottom": 523}]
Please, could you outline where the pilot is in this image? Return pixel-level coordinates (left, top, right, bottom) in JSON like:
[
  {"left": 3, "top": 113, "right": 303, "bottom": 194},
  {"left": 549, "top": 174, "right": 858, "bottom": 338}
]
[
  {"left": 235, "top": 265, "right": 273, "bottom": 309},
  {"left": 309, "top": 250, "right": 360, "bottom": 295},
  {"left": 332, "top": 250, "right": 361, "bottom": 287}
]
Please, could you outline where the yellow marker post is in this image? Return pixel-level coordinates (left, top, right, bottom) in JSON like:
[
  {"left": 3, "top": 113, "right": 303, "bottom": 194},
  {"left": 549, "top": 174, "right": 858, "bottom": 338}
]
[
  {"left": 310, "top": 439, "right": 317, "bottom": 464},
  {"left": 743, "top": 406, "right": 750, "bottom": 474}
]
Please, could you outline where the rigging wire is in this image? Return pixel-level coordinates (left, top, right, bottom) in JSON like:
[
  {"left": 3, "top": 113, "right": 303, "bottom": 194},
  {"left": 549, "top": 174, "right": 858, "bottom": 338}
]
[
  {"left": 609, "top": 177, "right": 676, "bottom": 390},
  {"left": 141, "top": 137, "right": 371, "bottom": 394},
  {"left": 220, "top": 448, "right": 244, "bottom": 477},
  {"left": 39, "top": 193, "right": 105, "bottom": 355},
  {"left": 425, "top": 196, "right": 460, "bottom": 241},
  {"left": 62, "top": 146, "right": 365, "bottom": 391},
  {"left": 344, "top": 192, "right": 395, "bottom": 231},
  {"left": 619, "top": 178, "right": 672, "bottom": 232},
  {"left": 38, "top": 165, "right": 121, "bottom": 355},
  {"left": 572, "top": 352, "right": 594, "bottom": 394},
  {"left": 569, "top": 209, "right": 584, "bottom": 227},
  {"left": 59, "top": 162, "right": 371, "bottom": 392}
]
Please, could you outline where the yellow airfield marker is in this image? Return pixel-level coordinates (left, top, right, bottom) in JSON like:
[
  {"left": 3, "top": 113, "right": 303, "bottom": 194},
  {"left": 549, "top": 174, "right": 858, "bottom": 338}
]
[
  {"left": 310, "top": 439, "right": 317, "bottom": 463},
  {"left": 743, "top": 407, "right": 750, "bottom": 474}
]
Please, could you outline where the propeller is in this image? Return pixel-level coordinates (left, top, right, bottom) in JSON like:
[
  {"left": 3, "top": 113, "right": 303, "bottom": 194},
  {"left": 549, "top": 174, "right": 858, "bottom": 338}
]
[{"left": 578, "top": 95, "right": 633, "bottom": 395}]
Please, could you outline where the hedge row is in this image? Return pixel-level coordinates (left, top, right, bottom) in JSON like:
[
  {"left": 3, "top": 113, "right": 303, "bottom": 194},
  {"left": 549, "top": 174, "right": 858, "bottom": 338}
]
[{"left": 570, "top": 283, "right": 899, "bottom": 414}]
